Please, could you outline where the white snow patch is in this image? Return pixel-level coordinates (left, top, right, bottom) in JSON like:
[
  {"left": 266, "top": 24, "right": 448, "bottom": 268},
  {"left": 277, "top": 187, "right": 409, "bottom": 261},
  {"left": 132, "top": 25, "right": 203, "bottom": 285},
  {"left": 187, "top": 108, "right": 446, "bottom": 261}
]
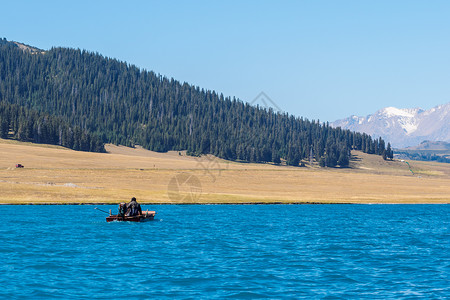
[
  {"left": 399, "top": 119, "right": 418, "bottom": 135},
  {"left": 382, "top": 107, "right": 416, "bottom": 118}
]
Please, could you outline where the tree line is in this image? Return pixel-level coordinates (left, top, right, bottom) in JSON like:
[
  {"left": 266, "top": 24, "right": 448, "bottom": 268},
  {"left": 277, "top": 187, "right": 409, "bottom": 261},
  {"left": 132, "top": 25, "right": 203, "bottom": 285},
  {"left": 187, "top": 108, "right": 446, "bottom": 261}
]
[
  {"left": 395, "top": 150, "right": 449, "bottom": 164},
  {"left": 0, "top": 38, "right": 390, "bottom": 166},
  {"left": 0, "top": 101, "right": 105, "bottom": 152}
]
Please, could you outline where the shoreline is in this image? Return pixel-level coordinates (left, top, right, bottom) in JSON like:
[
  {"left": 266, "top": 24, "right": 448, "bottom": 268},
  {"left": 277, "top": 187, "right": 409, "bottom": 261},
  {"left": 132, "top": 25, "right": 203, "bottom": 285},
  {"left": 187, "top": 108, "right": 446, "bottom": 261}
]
[{"left": 0, "top": 202, "right": 448, "bottom": 205}]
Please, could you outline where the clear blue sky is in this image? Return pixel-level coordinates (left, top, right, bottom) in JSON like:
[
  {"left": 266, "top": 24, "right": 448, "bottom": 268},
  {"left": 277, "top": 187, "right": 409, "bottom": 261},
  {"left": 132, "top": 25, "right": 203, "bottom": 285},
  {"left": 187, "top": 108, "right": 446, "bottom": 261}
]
[{"left": 2, "top": 0, "right": 450, "bottom": 121}]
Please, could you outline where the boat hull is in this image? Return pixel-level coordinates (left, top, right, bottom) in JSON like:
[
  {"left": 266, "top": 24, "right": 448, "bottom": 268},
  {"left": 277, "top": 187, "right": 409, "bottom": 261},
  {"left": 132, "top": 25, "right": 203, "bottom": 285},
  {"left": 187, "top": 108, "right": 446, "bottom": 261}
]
[{"left": 106, "top": 211, "right": 156, "bottom": 222}]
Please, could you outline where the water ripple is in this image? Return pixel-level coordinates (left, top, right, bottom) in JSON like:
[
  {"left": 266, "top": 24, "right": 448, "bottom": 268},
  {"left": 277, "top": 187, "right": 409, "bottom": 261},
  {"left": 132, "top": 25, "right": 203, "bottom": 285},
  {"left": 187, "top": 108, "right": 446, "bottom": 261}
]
[{"left": 0, "top": 204, "right": 449, "bottom": 298}]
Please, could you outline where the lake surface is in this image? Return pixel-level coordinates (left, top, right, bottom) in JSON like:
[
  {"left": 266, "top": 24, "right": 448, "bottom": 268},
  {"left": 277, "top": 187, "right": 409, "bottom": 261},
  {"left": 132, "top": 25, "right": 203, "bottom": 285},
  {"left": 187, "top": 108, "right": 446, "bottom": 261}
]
[{"left": 0, "top": 204, "right": 449, "bottom": 299}]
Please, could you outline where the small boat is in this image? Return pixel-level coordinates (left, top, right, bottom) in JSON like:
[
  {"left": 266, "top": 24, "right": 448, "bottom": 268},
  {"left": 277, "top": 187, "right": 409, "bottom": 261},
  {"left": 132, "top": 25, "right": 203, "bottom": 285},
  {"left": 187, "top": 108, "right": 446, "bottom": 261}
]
[{"left": 106, "top": 210, "right": 156, "bottom": 222}]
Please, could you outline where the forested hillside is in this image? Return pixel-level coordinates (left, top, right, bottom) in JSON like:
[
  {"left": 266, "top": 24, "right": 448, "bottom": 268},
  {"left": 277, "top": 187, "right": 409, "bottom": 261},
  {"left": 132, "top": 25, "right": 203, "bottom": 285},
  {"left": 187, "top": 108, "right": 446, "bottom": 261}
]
[
  {"left": 0, "top": 38, "right": 388, "bottom": 166},
  {"left": 0, "top": 101, "right": 105, "bottom": 152}
]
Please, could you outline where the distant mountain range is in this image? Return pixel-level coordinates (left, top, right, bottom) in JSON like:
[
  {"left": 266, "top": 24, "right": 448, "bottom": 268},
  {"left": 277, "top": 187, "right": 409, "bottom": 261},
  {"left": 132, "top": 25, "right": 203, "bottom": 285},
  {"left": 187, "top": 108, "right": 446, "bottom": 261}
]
[
  {"left": 405, "top": 140, "right": 450, "bottom": 151},
  {"left": 332, "top": 103, "right": 450, "bottom": 148},
  {"left": 395, "top": 140, "right": 450, "bottom": 164}
]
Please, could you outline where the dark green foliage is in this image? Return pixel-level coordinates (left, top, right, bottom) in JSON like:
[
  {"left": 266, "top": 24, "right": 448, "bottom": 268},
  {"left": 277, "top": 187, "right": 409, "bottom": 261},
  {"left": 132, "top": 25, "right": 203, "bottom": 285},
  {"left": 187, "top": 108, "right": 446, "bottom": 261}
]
[
  {"left": 386, "top": 143, "right": 393, "bottom": 160},
  {"left": 395, "top": 150, "right": 450, "bottom": 164},
  {"left": 272, "top": 149, "right": 281, "bottom": 164},
  {"left": 319, "top": 157, "right": 326, "bottom": 167},
  {"left": 286, "top": 147, "right": 301, "bottom": 166},
  {"left": 0, "top": 39, "right": 387, "bottom": 165},
  {"left": 0, "top": 101, "right": 105, "bottom": 152},
  {"left": 0, "top": 38, "right": 8, "bottom": 46},
  {"left": 0, "top": 116, "right": 8, "bottom": 138},
  {"left": 337, "top": 146, "right": 350, "bottom": 167}
]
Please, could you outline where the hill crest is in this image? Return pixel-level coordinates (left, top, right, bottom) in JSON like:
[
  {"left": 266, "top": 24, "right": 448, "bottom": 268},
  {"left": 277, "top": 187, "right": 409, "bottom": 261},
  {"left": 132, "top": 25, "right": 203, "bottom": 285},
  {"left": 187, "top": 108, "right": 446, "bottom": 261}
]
[
  {"left": 0, "top": 38, "right": 387, "bottom": 166},
  {"left": 404, "top": 140, "right": 450, "bottom": 151}
]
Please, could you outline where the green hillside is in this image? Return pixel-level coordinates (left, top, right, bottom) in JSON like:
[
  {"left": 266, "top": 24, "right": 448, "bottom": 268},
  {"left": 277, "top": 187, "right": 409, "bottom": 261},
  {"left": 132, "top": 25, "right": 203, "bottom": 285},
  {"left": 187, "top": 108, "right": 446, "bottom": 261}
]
[{"left": 0, "top": 38, "right": 388, "bottom": 166}]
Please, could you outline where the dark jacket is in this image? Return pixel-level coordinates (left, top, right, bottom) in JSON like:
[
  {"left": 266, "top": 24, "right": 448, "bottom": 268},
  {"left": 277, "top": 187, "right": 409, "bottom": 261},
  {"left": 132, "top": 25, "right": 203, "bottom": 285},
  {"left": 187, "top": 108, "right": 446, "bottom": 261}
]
[
  {"left": 126, "top": 199, "right": 142, "bottom": 216},
  {"left": 118, "top": 202, "right": 127, "bottom": 217}
]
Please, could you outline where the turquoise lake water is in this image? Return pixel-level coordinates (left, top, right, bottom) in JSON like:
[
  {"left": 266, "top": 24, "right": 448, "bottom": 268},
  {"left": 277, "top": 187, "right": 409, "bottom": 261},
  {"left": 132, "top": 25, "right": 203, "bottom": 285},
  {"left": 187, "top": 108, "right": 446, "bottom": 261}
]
[{"left": 0, "top": 204, "right": 449, "bottom": 299}]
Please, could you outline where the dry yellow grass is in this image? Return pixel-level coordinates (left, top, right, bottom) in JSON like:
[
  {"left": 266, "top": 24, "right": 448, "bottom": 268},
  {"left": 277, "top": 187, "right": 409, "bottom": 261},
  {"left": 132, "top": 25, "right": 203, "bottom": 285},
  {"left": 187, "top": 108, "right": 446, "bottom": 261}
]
[{"left": 1, "top": 138, "right": 449, "bottom": 204}]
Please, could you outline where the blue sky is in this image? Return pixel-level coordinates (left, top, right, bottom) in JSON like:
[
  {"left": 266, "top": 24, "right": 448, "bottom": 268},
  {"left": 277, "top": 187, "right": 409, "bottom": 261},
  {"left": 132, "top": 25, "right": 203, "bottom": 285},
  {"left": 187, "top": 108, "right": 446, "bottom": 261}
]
[{"left": 2, "top": 0, "right": 450, "bottom": 121}]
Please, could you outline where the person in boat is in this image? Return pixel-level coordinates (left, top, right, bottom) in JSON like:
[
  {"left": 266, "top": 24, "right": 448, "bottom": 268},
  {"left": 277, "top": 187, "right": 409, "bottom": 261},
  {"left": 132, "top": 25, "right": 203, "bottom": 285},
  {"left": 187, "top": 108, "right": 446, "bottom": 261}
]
[
  {"left": 125, "top": 197, "right": 142, "bottom": 217},
  {"left": 118, "top": 202, "right": 127, "bottom": 218}
]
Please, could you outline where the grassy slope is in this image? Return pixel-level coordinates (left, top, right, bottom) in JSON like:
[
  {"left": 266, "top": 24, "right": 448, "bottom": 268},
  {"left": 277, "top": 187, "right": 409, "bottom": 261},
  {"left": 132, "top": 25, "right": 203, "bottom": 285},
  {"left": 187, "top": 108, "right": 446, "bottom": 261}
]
[{"left": 0, "top": 138, "right": 449, "bottom": 204}]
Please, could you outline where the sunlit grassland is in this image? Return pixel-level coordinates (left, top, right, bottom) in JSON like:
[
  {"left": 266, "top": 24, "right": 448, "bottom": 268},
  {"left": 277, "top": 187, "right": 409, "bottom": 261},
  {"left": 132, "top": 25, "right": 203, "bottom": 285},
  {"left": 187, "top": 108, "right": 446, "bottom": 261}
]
[{"left": 1, "top": 139, "right": 449, "bottom": 204}]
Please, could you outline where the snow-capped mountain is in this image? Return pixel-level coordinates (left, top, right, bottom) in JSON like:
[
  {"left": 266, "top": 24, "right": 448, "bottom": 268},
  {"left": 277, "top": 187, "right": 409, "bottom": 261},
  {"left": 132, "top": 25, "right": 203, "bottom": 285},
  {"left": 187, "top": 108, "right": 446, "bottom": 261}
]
[{"left": 331, "top": 103, "right": 450, "bottom": 148}]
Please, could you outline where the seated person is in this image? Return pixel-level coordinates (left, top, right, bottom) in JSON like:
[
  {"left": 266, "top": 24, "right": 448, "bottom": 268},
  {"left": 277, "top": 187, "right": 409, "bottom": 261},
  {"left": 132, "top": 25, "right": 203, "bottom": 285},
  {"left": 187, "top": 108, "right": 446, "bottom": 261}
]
[
  {"left": 125, "top": 197, "right": 142, "bottom": 216},
  {"left": 118, "top": 202, "right": 127, "bottom": 217}
]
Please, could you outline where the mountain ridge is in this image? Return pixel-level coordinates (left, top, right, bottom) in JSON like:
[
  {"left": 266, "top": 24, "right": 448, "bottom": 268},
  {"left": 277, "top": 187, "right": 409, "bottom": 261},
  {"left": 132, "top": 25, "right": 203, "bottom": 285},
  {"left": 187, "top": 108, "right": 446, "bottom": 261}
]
[
  {"left": 0, "top": 38, "right": 44, "bottom": 54},
  {"left": 332, "top": 103, "right": 450, "bottom": 148},
  {"left": 404, "top": 140, "right": 450, "bottom": 151}
]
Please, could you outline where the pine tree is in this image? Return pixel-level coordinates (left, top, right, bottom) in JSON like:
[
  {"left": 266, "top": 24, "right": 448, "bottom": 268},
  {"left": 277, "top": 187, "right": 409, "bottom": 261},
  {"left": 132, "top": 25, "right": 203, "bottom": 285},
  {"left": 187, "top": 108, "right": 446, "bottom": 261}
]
[
  {"left": 386, "top": 143, "right": 393, "bottom": 160},
  {"left": 338, "top": 146, "right": 349, "bottom": 167},
  {"left": 0, "top": 117, "right": 8, "bottom": 138},
  {"left": 272, "top": 149, "right": 281, "bottom": 164}
]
